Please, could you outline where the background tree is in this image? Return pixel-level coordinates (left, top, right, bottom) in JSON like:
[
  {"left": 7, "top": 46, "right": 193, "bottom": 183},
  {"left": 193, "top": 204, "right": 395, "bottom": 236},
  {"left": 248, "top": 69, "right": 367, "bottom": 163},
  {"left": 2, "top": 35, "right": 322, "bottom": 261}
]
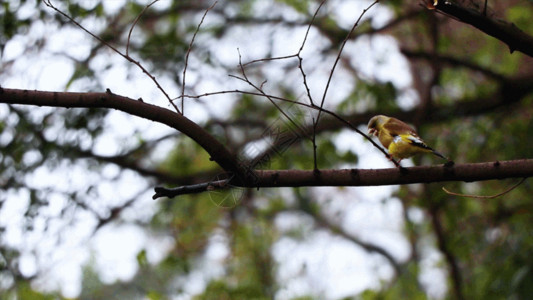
[{"left": 1, "top": 0, "right": 533, "bottom": 299}]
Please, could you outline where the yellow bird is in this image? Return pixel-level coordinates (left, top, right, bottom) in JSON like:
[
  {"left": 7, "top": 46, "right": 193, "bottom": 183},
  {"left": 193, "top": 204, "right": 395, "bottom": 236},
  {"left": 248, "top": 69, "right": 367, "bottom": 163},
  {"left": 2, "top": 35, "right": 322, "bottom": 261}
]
[{"left": 367, "top": 115, "right": 448, "bottom": 162}]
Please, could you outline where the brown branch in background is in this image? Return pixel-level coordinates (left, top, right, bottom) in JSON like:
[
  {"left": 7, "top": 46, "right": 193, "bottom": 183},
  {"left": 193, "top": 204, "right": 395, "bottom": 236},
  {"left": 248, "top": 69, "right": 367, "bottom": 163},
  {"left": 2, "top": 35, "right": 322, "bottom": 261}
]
[
  {"left": 402, "top": 49, "right": 505, "bottom": 81},
  {"left": 30, "top": 126, "right": 217, "bottom": 184},
  {"left": 181, "top": 1, "right": 218, "bottom": 114},
  {"left": 433, "top": 1, "right": 533, "bottom": 57},
  {"left": 442, "top": 177, "right": 526, "bottom": 199},
  {"left": 242, "top": 54, "right": 298, "bottom": 67},
  {"left": 301, "top": 208, "right": 403, "bottom": 276},
  {"left": 43, "top": 0, "right": 181, "bottom": 113},
  {"left": 428, "top": 202, "right": 464, "bottom": 300},
  {"left": 93, "top": 188, "right": 150, "bottom": 234}
]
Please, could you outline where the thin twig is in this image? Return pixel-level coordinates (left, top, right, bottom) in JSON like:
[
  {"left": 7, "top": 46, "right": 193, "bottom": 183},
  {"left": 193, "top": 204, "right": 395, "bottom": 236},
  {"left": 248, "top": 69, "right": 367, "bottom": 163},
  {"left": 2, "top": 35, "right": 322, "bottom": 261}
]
[
  {"left": 313, "top": 0, "right": 379, "bottom": 168},
  {"left": 234, "top": 50, "right": 310, "bottom": 141},
  {"left": 182, "top": 1, "right": 218, "bottom": 115},
  {"left": 43, "top": 0, "right": 181, "bottom": 113},
  {"left": 442, "top": 177, "right": 526, "bottom": 199},
  {"left": 126, "top": 0, "right": 160, "bottom": 56},
  {"left": 176, "top": 1, "right": 392, "bottom": 165},
  {"left": 297, "top": 0, "right": 328, "bottom": 107},
  {"left": 316, "top": 0, "right": 379, "bottom": 123},
  {"left": 180, "top": 88, "right": 393, "bottom": 164},
  {"left": 241, "top": 0, "right": 326, "bottom": 107},
  {"left": 243, "top": 54, "right": 298, "bottom": 66}
]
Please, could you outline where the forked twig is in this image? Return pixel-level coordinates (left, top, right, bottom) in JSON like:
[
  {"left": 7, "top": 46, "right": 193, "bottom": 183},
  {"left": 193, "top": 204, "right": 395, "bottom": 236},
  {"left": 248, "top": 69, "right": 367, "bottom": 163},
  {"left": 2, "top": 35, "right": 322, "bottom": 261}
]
[
  {"left": 180, "top": 87, "right": 392, "bottom": 164},
  {"left": 241, "top": 0, "right": 326, "bottom": 107},
  {"left": 442, "top": 177, "right": 527, "bottom": 199},
  {"left": 232, "top": 50, "right": 311, "bottom": 141},
  {"left": 43, "top": 0, "right": 180, "bottom": 113},
  {"left": 230, "top": 1, "right": 391, "bottom": 168}
]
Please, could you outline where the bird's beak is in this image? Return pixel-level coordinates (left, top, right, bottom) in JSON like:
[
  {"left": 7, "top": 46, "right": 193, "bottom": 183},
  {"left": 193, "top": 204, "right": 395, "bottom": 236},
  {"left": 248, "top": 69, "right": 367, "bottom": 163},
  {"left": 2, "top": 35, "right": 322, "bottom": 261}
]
[{"left": 368, "top": 128, "right": 377, "bottom": 136}]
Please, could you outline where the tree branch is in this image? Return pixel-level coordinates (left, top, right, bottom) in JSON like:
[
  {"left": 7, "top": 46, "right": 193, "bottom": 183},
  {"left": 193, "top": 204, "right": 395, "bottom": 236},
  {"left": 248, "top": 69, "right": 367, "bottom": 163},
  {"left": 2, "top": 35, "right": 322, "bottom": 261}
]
[
  {"left": 433, "top": 1, "right": 533, "bottom": 57},
  {"left": 153, "top": 159, "right": 533, "bottom": 199},
  {"left": 0, "top": 88, "right": 247, "bottom": 179},
  {"left": 428, "top": 201, "right": 464, "bottom": 300},
  {"left": 3, "top": 88, "right": 532, "bottom": 200},
  {"left": 302, "top": 208, "right": 403, "bottom": 276}
]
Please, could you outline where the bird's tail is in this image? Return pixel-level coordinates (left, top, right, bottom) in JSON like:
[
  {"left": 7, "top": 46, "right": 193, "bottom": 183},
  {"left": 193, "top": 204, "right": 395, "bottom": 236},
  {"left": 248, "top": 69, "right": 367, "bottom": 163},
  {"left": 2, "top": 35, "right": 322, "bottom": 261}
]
[{"left": 432, "top": 149, "right": 450, "bottom": 161}]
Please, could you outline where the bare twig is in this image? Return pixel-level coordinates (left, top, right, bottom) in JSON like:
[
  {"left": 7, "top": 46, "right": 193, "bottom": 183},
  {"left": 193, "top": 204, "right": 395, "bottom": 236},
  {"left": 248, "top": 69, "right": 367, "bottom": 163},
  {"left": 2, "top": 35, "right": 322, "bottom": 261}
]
[
  {"left": 126, "top": 0, "right": 160, "bottom": 56},
  {"left": 442, "top": 177, "right": 526, "bottom": 199},
  {"left": 242, "top": 54, "right": 298, "bottom": 67},
  {"left": 297, "top": 0, "right": 327, "bottom": 107},
  {"left": 180, "top": 88, "right": 393, "bottom": 164},
  {"left": 240, "top": 0, "right": 325, "bottom": 107},
  {"left": 233, "top": 50, "right": 312, "bottom": 143},
  {"left": 153, "top": 179, "right": 230, "bottom": 199},
  {"left": 313, "top": 0, "right": 379, "bottom": 168},
  {"left": 316, "top": 0, "right": 379, "bottom": 120},
  {"left": 43, "top": 0, "right": 181, "bottom": 113},
  {"left": 181, "top": 1, "right": 218, "bottom": 114}
]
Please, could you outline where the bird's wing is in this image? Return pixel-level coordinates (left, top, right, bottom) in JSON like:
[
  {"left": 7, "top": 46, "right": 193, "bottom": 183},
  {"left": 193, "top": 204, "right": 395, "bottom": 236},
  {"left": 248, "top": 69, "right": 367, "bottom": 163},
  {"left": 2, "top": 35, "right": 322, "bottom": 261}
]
[
  {"left": 401, "top": 134, "right": 433, "bottom": 151},
  {"left": 382, "top": 117, "right": 417, "bottom": 136}
]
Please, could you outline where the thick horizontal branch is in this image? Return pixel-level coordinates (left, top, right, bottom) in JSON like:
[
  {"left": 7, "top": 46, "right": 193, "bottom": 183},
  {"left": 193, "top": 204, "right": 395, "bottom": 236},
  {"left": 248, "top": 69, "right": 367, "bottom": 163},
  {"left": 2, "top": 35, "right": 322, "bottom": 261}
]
[
  {"left": 434, "top": 1, "right": 533, "bottom": 57},
  {"left": 153, "top": 159, "right": 533, "bottom": 199},
  {"left": 0, "top": 88, "right": 246, "bottom": 178}
]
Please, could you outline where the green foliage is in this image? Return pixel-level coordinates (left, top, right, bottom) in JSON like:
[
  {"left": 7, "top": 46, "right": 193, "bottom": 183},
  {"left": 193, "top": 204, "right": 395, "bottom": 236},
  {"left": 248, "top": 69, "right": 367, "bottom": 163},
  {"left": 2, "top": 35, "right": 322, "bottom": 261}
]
[
  {"left": 275, "top": 0, "right": 310, "bottom": 14},
  {"left": 360, "top": 263, "right": 427, "bottom": 300},
  {"left": 0, "top": 280, "right": 61, "bottom": 300},
  {"left": 339, "top": 80, "right": 398, "bottom": 112},
  {"left": 0, "top": 1, "right": 34, "bottom": 55},
  {"left": 506, "top": 5, "right": 533, "bottom": 34},
  {"left": 159, "top": 138, "right": 218, "bottom": 175},
  {"left": 198, "top": 279, "right": 270, "bottom": 300}
]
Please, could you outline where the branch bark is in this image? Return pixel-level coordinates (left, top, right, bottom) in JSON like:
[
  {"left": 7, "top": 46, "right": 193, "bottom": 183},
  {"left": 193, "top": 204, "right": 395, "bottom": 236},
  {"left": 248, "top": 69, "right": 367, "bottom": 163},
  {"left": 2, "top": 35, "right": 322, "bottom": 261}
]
[
  {"left": 434, "top": 1, "right": 533, "bottom": 57},
  {"left": 154, "top": 159, "right": 533, "bottom": 199},
  {"left": 0, "top": 88, "right": 247, "bottom": 179},
  {"left": 2, "top": 88, "right": 532, "bottom": 200}
]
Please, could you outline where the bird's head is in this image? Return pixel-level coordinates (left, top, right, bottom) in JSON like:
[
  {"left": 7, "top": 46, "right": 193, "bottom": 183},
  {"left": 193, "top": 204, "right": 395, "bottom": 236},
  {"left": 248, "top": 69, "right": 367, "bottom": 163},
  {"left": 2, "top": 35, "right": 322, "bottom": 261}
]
[{"left": 367, "top": 115, "right": 388, "bottom": 136}]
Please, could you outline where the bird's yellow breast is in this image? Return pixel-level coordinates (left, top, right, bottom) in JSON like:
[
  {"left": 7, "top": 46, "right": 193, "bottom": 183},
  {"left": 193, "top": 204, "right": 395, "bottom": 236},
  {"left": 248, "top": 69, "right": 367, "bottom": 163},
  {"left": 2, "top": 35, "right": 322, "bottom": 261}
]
[{"left": 377, "top": 128, "right": 393, "bottom": 149}]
